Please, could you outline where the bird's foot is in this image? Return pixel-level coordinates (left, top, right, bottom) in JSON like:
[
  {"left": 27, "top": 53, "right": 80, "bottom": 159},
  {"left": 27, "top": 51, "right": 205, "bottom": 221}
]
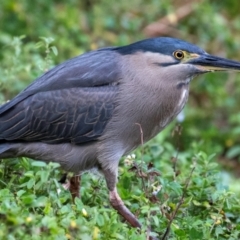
[{"left": 109, "top": 188, "right": 141, "bottom": 228}]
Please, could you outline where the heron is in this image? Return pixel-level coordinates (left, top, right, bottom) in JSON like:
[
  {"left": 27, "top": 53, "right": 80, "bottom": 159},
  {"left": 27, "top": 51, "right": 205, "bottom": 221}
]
[{"left": 1, "top": 37, "right": 240, "bottom": 227}]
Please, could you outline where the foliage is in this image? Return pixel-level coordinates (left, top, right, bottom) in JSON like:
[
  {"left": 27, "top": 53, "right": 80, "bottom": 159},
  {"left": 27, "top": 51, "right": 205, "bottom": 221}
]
[
  {"left": 0, "top": 0, "right": 240, "bottom": 239},
  {"left": 1, "top": 133, "right": 240, "bottom": 239}
]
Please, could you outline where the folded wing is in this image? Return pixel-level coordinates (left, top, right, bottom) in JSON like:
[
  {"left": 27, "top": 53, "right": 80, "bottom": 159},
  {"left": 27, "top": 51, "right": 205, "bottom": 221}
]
[{"left": 0, "top": 48, "right": 121, "bottom": 144}]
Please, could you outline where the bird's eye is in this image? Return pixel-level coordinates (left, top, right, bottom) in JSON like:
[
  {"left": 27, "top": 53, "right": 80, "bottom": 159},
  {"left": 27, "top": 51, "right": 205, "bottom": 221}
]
[{"left": 174, "top": 50, "right": 184, "bottom": 60}]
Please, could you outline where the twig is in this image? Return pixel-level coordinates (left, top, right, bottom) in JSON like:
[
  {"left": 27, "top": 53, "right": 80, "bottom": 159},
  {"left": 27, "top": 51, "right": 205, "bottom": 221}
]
[
  {"left": 161, "top": 159, "right": 197, "bottom": 240},
  {"left": 144, "top": 1, "right": 203, "bottom": 37},
  {"left": 171, "top": 124, "right": 182, "bottom": 181},
  {"left": 135, "top": 123, "right": 147, "bottom": 193}
]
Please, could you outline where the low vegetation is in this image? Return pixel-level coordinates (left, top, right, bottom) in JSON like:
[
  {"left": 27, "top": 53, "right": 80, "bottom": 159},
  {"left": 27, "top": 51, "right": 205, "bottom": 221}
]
[{"left": 0, "top": 1, "right": 240, "bottom": 239}]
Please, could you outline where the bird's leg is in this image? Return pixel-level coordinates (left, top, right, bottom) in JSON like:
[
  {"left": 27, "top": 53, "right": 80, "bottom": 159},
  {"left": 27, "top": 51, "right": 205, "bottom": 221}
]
[
  {"left": 103, "top": 168, "right": 141, "bottom": 228},
  {"left": 109, "top": 187, "right": 141, "bottom": 228},
  {"left": 59, "top": 174, "right": 81, "bottom": 200},
  {"left": 69, "top": 175, "right": 81, "bottom": 200}
]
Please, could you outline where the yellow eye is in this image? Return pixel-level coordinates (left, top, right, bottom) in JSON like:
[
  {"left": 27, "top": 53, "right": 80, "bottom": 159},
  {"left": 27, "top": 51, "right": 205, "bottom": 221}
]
[{"left": 174, "top": 50, "right": 184, "bottom": 60}]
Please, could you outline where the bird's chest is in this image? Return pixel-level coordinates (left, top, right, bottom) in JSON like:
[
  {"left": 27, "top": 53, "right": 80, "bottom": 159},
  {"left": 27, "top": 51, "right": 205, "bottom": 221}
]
[
  {"left": 109, "top": 83, "right": 190, "bottom": 153},
  {"left": 147, "top": 85, "right": 189, "bottom": 140}
]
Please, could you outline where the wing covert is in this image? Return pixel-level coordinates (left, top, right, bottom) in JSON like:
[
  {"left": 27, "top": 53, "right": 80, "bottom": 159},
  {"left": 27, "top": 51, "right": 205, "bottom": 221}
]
[
  {"left": 0, "top": 86, "right": 119, "bottom": 144},
  {"left": 0, "top": 48, "right": 120, "bottom": 114},
  {"left": 0, "top": 48, "right": 121, "bottom": 143}
]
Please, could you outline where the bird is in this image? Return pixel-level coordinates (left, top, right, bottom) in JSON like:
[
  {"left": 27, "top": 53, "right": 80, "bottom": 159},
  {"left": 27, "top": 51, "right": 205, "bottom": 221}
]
[{"left": 0, "top": 37, "right": 240, "bottom": 228}]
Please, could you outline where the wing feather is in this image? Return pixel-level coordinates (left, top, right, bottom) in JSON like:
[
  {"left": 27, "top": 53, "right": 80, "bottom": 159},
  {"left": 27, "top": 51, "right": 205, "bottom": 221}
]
[
  {"left": 0, "top": 48, "right": 121, "bottom": 144},
  {"left": 0, "top": 48, "right": 119, "bottom": 114}
]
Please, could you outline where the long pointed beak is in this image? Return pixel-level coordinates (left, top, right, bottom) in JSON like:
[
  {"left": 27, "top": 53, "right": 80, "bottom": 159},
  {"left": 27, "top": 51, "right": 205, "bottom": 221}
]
[{"left": 188, "top": 54, "right": 240, "bottom": 72}]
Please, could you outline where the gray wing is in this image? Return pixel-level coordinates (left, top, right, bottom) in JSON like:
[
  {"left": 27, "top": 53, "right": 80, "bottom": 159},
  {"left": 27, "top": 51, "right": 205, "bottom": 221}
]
[
  {"left": 0, "top": 48, "right": 121, "bottom": 144},
  {"left": 0, "top": 48, "right": 119, "bottom": 114}
]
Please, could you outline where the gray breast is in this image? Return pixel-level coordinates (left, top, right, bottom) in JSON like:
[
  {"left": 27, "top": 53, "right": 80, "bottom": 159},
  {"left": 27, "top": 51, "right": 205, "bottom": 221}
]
[{"left": 149, "top": 85, "right": 189, "bottom": 139}]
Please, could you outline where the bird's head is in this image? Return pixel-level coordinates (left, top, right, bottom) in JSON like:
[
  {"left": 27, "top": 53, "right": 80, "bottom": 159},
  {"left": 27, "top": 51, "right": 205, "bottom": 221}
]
[{"left": 115, "top": 37, "right": 240, "bottom": 82}]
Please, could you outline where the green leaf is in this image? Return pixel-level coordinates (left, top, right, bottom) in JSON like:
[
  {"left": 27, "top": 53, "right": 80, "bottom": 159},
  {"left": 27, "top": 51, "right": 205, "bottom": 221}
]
[
  {"left": 226, "top": 146, "right": 240, "bottom": 158},
  {"left": 51, "top": 46, "right": 58, "bottom": 56},
  {"left": 27, "top": 178, "right": 35, "bottom": 189},
  {"left": 16, "top": 190, "right": 26, "bottom": 197},
  {"left": 31, "top": 161, "right": 47, "bottom": 167}
]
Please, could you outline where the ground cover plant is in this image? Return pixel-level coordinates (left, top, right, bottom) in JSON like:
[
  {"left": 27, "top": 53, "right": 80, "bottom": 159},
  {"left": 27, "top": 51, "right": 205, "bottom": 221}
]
[{"left": 0, "top": 1, "right": 240, "bottom": 239}]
